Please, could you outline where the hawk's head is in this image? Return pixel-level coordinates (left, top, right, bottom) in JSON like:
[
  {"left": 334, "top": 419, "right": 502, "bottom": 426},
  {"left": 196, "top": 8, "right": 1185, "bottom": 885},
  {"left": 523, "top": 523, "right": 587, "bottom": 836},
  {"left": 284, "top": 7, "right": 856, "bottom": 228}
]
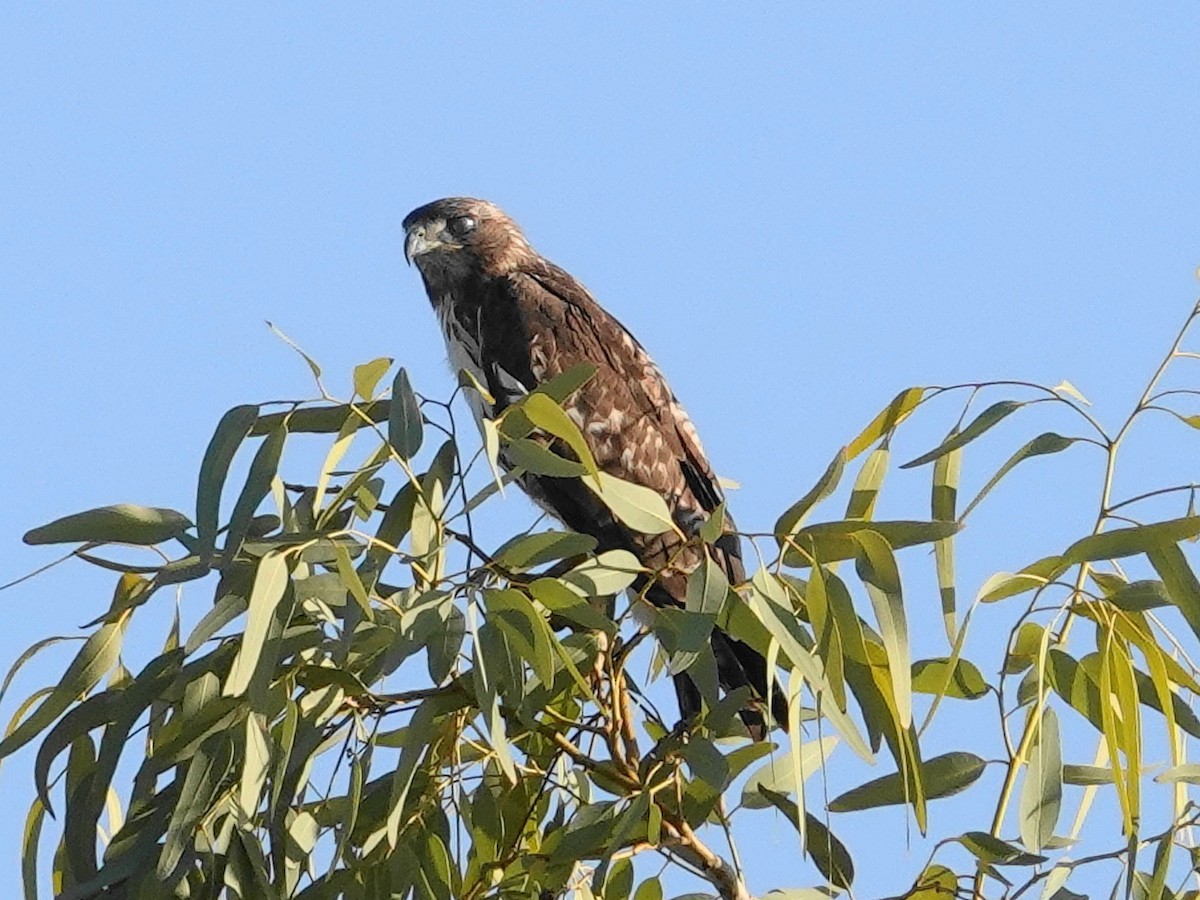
[{"left": 403, "top": 197, "right": 535, "bottom": 282}]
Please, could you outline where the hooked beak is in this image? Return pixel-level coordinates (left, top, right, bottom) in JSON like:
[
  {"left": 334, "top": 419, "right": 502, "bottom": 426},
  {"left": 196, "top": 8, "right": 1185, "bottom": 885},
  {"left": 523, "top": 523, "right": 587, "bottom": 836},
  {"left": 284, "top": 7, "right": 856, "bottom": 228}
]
[{"left": 404, "top": 219, "right": 447, "bottom": 265}]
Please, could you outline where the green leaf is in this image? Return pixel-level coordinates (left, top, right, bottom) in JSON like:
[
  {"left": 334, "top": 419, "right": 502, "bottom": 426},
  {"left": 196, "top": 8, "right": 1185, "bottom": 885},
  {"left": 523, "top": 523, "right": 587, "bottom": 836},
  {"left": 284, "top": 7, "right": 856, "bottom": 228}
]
[
  {"left": 957, "top": 831, "right": 1046, "bottom": 866},
  {"left": 158, "top": 734, "right": 234, "bottom": 878},
  {"left": 23, "top": 504, "right": 192, "bottom": 546},
  {"left": 1105, "top": 579, "right": 1172, "bottom": 612},
  {"left": 532, "top": 361, "right": 597, "bottom": 403},
  {"left": 960, "top": 433, "right": 1078, "bottom": 521},
  {"left": 427, "top": 604, "right": 464, "bottom": 684},
  {"left": 253, "top": 400, "right": 390, "bottom": 435},
  {"left": 782, "top": 519, "right": 959, "bottom": 567},
  {"left": 847, "top": 387, "right": 925, "bottom": 459},
  {"left": 758, "top": 788, "right": 855, "bottom": 889},
  {"left": 633, "top": 878, "right": 663, "bottom": 900},
  {"left": 587, "top": 472, "right": 677, "bottom": 535},
  {"left": 562, "top": 550, "right": 643, "bottom": 597},
  {"left": 353, "top": 357, "right": 392, "bottom": 400},
  {"left": 1147, "top": 543, "right": 1200, "bottom": 643},
  {"left": 854, "top": 531, "right": 911, "bottom": 728},
  {"left": 492, "top": 531, "right": 597, "bottom": 571},
  {"left": 902, "top": 401, "right": 1024, "bottom": 469},
  {"left": 387, "top": 367, "right": 424, "bottom": 459},
  {"left": 0, "top": 618, "right": 126, "bottom": 759},
  {"left": 21, "top": 798, "right": 44, "bottom": 900},
  {"left": 504, "top": 437, "right": 588, "bottom": 476},
  {"left": 977, "top": 556, "right": 1067, "bottom": 603},
  {"left": 528, "top": 578, "right": 616, "bottom": 634},
  {"left": 741, "top": 736, "right": 839, "bottom": 809},
  {"left": 911, "top": 658, "right": 989, "bottom": 700},
  {"left": 829, "top": 751, "right": 986, "bottom": 812},
  {"left": 485, "top": 588, "right": 555, "bottom": 686},
  {"left": 1063, "top": 764, "right": 1114, "bottom": 785},
  {"left": 686, "top": 555, "right": 729, "bottom": 617},
  {"left": 224, "top": 423, "right": 286, "bottom": 563},
  {"left": 1067, "top": 516, "right": 1200, "bottom": 563},
  {"left": 196, "top": 404, "right": 260, "bottom": 558},
  {"left": 223, "top": 553, "right": 290, "bottom": 697},
  {"left": 775, "top": 448, "right": 846, "bottom": 536},
  {"left": 1019, "top": 708, "right": 1062, "bottom": 851},
  {"left": 931, "top": 441, "right": 962, "bottom": 640},
  {"left": 846, "top": 447, "right": 888, "bottom": 520},
  {"left": 519, "top": 392, "right": 600, "bottom": 478},
  {"left": 1154, "top": 763, "right": 1200, "bottom": 784}
]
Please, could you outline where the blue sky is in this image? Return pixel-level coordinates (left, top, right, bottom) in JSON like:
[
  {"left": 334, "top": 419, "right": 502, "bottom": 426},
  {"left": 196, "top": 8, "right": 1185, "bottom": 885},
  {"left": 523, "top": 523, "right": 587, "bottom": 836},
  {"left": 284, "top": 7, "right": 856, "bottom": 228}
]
[{"left": 3, "top": 5, "right": 1199, "bottom": 897}]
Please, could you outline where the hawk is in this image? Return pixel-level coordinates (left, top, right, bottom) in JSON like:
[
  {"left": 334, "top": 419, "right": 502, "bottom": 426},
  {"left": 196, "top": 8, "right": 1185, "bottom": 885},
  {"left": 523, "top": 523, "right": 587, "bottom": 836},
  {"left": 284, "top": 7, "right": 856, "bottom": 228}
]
[{"left": 403, "top": 197, "right": 786, "bottom": 738}]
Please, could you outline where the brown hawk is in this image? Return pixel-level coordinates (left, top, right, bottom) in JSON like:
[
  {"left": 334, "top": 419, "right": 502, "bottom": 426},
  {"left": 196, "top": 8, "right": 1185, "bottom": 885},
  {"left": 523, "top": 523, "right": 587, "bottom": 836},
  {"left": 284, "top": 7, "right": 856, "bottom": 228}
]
[{"left": 403, "top": 197, "right": 786, "bottom": 738}]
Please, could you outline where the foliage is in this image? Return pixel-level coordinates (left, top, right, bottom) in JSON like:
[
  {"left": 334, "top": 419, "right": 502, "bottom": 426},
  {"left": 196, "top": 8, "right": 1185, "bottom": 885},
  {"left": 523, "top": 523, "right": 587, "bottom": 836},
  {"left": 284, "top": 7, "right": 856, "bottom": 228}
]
[{"left": 6, "top": 302, "right": 1200, "bottom": 900}]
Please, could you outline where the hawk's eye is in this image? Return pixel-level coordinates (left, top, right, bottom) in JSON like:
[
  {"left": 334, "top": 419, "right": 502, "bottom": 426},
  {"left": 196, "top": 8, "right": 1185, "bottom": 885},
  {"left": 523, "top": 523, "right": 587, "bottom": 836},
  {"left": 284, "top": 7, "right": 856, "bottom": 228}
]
[{"left": 447, "top": 216, "right": 476, "bottom": 238}]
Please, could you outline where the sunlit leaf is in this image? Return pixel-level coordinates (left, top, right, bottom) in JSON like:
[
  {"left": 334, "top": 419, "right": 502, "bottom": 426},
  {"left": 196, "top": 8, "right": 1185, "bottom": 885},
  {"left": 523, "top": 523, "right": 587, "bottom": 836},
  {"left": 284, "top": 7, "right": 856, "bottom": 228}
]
[
  {"left": 846, "top": 447, "right": 888, "bottom": 520},
  {"left": 742, "top": 736, "right": 839, "bottom": 809},
  {"left": 223, "top": 553, "right": 290, "bottom": 697},
  {"left": 847, "top": 387, "right": 925, "bottom": 459},
  {"left": 519, "top": 392, "right": 599, "bottom": 479},
  {"left": 911, "top": 658, "right": 988, "bottom": 700},
  {"left": 504, "top": 437, "right": 588, "bottom": 477},
  {"left": 353, "top": 357, "right": 392, "bottom": 400},
  {"left": 587, "top": 472, "right": 677, "bottom": 535},
  {"left": 1019, "top": 708, "right": 1062, "bottom": 851},
  {"left": 932, "top": 442, "right": 961, "bottom": 640},
  {"left": 532, "top": 362, "right": 597, "bottom": 403},
  {"left": 854, "top": 531, "right": 911, "bottom": 728}
]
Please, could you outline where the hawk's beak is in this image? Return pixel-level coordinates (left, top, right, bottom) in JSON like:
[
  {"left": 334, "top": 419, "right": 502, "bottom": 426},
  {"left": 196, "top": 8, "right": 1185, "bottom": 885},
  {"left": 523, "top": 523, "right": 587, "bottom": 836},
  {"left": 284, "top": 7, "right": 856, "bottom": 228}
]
[
  {"left": 404, "top": 219, "right": 450, "bottom": 265},
  {"left": 403, "top": 227, "right": 428, "bottom": 266}
]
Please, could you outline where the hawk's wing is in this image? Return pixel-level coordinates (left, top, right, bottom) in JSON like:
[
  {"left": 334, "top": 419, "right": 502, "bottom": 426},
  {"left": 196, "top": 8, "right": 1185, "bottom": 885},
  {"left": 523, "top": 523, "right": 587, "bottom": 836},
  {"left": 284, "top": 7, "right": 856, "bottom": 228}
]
[{"left": 475, "top": 262, "right": 785, "bottom": 737}]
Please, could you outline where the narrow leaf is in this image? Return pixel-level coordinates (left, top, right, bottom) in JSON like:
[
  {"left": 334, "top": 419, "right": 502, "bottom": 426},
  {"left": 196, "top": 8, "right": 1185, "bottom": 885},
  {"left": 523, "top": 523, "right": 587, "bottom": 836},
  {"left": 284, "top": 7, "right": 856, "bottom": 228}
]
[
  {"left": 1019, "top": 708, "right": 1062, "bottom": 851},
  {"left": 196, "top": 404, "right": 260, "bottom": 558},
  {"left": 387, "top": 367, "right": 424, "bottom": 459},
  {"left": 829, "top": 752, "right": 986, "bottom": 811},
  {"left": 24, "top": 505, "right": 191, "bottom": 547},
  {"left": 902, "top": 401, "right": 1023, "bottom": 469}
]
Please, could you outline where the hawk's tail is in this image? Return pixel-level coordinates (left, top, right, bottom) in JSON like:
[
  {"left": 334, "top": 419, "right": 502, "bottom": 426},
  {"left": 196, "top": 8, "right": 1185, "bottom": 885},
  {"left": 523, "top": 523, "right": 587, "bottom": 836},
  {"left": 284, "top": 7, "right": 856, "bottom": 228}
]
[{"left": 672, "top": 628, "right": 789, "bottom": 741}]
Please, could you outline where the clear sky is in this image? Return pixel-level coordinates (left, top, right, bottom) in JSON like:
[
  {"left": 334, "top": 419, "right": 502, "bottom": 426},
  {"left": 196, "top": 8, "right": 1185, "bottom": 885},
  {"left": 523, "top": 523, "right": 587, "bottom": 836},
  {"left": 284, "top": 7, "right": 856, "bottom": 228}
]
[{"left": 2, "top": 5, "right": 1199, "bottom": 898}]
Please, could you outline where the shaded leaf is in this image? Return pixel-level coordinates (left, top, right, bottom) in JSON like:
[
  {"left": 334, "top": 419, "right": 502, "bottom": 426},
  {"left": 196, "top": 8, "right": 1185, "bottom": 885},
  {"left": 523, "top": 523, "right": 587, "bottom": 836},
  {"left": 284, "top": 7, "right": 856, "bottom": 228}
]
[
  {"left": 783, "top": 519, "right": 959, "bottom": 568},
  {"left": 492, "top": 530, "right": 597, "bottom": 571},
  {"left": 775, "top": 448, "right": 846, "bottom": 536},
  {"left": 961, "top": 433, "right": 1078, "bottom": 520},
  {"left": 903, "top": 401, "right": 1024, "bottom": 469},
  {"left": 387, "top": 367, "right": 423, "bottom": 459},
  {"left": 0, "top": 618, "right": 126, "bottom": 759},
  {"left": 829, "top": 752, "right": 986, "bottom": 812},
  {"left": 958, "top": 831, "right": 1046, "bottom": 866},
  {"left": 23, "top": 505, "right": 191, "bottom": 547},
  {"left": 196, "top": 404, "right": 260, "bottom": 558}
]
